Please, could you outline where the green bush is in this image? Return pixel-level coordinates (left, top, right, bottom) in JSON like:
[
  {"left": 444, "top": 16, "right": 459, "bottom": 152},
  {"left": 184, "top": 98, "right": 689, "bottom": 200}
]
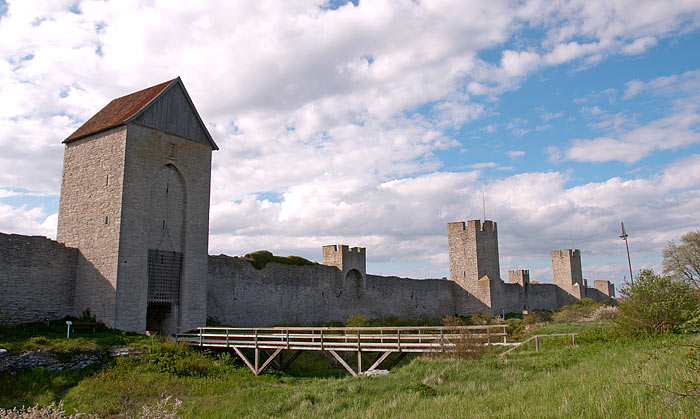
[
  {"left": 346, "top": 314, "right": 369, "bottom": 327},
  {"left": 615, "top": 269, "right": 700, "bottom": 335},
  {"left": 244, "top": 250, "right": 316, "bottom": 270},
  {"left": 552, "top": 299, "right": 602, "bottom": 323},
  {"left": 145, "top": 337, "right": 213, "bottom": 376}
]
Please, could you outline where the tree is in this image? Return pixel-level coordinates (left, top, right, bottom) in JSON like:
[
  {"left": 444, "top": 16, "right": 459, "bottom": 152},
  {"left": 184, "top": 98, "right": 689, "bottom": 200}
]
[
  {"left": 663, "top": 230, "right": 700, "bottom": 289},
  {"left": 615, "top": 269, "right": 698, "bottom": 335}
]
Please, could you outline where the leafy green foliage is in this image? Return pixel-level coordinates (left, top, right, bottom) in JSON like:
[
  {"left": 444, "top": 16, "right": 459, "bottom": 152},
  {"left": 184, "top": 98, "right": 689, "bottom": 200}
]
[
  {"left": 244, "top": 250, "right": 317, "bottom": 270},
  {"left": 663, "top": 229, "right": 700, "bottom": 289},
  {"left": 145, "top": 337, "right": 213, "bottom": 376},
  {"left": 552, "top": 298, "right": 604, "bottom": 323},
  {"left": 345, "top": 314, "right": 368, "bottom": 327},
  {"left": 616, "top": 269, "right": 700, "bottom": 335}
]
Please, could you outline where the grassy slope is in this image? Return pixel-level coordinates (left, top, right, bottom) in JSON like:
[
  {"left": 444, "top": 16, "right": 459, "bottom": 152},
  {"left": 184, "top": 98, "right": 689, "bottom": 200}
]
[
  {"left": 0, "top": 321, "right": 147, "bottom": 409},
  {"left": 177, "top": 334, "right": 697, "bottom": 419},
  {"left": 2, "top": 321, "right": 698, "bottom": 418}
]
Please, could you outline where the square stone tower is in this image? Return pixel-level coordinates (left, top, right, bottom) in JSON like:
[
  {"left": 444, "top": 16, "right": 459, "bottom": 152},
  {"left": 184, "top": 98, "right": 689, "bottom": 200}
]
[
  {"left": 552, "top": 249, "right": 584, "bottom": 303},
  {"left": 447, "top": 220, "right": 504, "bottom": 316},
  {"left": 322, "top": 245, "right": 366, "bottom": 297},
  {"left": 57, "top": 78, "right": 218, "bottom": 334}
]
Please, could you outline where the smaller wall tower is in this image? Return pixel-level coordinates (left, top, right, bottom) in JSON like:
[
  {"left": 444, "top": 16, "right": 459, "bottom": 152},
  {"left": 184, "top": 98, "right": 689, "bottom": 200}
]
[
  {"left": 593, "top": 280, "right": 615, "bottom": 298},
  {"left": 508, "top": 269, "right": 530, "bottom": 287},
  {"left": 447, "top": 220, "right": 504, "bottom": 316},
  {"left": 322, "top": 245, "right": 366, "bottom": 294}
]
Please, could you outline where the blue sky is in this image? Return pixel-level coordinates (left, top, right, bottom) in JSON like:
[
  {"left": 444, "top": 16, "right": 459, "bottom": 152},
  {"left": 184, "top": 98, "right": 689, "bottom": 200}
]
[{"left": 1, "top": 0, "right": 699, "bottom": 288}]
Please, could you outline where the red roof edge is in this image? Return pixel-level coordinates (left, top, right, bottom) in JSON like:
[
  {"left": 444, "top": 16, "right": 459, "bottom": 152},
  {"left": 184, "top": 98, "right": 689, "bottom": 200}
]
[{"left": 63, "top": 78, "right": 176, "bottom": 143}]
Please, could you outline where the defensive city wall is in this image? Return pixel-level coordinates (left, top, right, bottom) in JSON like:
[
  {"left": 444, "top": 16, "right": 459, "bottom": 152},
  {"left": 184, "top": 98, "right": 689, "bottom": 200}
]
[
  {"left": 0, "top": 78, "right": 615, "bottom": 332},
  {"left": 0, "top": 229, "right": 614, "bottom": 328}
]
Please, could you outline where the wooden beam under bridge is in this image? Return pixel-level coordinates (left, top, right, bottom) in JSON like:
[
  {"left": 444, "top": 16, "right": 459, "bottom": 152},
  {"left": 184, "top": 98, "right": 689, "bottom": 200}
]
[{"left": 176, "top": 325, "right": 510, "bottom": 376}]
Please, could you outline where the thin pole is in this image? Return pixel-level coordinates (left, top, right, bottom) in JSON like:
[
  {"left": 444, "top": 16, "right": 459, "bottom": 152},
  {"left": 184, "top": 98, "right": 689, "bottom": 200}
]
[
  {"left": 620, "top": 222, "right": 634, "bottom": 284},
  {"left": 624, "top": 238, "right": 633, "bottom": 284},
  {"left": 570, "top": 228, "right": 574, "bottom": 250}
]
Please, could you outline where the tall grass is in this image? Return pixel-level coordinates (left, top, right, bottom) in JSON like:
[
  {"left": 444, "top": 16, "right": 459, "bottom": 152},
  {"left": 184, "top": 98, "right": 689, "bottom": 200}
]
[
  {"left": 57, "top": 325, "right": 699, "bottom": 418},
  {"left": 3, "top": 320, "right": 698, "bottom": 418}
]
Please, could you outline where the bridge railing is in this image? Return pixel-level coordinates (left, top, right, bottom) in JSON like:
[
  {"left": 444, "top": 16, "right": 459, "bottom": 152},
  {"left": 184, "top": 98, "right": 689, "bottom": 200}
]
[{"left": 177, "top": 325, "right": 508, "bottom": 353}]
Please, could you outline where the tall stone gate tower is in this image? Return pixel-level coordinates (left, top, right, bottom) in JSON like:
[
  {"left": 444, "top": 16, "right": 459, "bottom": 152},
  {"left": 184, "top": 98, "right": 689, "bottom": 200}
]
[
  {"left": 447, "top": 220, "right": 505, "bottom": 316},
  {"left": 57, "top": 78, "right": 218, "bottom": 334}
]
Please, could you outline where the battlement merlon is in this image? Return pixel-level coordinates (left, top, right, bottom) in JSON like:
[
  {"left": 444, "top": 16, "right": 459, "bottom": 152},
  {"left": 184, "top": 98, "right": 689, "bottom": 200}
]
[
  {"left": 447, "top": 220, "right": 498, "bottom": 234},
  {"left": 551, "top": 249, "right": 580, "bottom": 258}
]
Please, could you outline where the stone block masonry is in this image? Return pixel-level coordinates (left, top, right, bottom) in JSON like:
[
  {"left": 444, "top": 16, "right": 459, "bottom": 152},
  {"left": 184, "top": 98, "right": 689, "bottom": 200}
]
[
  {"left": 57, "top": 126, "right": 128, "bottom": 327},
  {"left": 448, "top": 220, "right": 504, "bottom": 316},
  {"left": 207, "top": 255, "right": 469, "bottom": 326},
  {"left": 0, "top": 233, "right": 77, "bottom": 324}
]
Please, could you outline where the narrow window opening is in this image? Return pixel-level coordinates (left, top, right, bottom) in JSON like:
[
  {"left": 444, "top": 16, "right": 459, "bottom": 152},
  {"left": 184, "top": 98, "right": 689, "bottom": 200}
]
[
  {"left": 167, "top": 143, "right": 175, "bottom": 159},
  {"left": 106, "top": 175, "right": 109, "bottom": 186},
  {"left": 162, "top": 220, "right": 166, "bottom": 230},
  {"left": 105, "top": 216, "right": 109, "bottom": 225},
  {"left": 166, "top": 183, "right": 169, "bottom": 195}
]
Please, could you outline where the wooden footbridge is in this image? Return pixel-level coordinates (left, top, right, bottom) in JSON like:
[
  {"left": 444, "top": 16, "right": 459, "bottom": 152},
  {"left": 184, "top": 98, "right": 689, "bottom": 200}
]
[{"left": 177, "top": 325, "right": 509, "bottom": 377}]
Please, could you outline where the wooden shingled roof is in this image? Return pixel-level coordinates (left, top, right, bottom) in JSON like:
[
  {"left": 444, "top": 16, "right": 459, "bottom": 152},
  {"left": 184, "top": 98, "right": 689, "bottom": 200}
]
[{"left": 63, "top": 77, "right": 218, "bottom": 150}]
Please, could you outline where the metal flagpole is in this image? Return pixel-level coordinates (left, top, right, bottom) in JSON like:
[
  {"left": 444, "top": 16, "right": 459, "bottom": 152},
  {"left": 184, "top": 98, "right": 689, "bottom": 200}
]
[{"left": 619, "top": 222, "right": 633, "bottom": 284}]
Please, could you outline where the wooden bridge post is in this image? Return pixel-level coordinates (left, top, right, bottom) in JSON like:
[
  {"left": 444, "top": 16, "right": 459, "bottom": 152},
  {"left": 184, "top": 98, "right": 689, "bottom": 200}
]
[
  {"left": 254, "top": 329, "right": 259, "bottom": 373},
  {"left": 357, "top": 330, "right": 361, "bottom": 374},
  {"left": 535, "top": 335, "right": 539, "bottom": 352}
]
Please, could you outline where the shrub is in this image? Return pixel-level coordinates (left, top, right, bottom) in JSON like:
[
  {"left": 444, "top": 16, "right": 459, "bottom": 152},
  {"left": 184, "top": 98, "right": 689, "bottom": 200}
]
[
  {"left": 552, "top": 299, "right": 602, "bottom": 323},
  {"left": 586, "top": 305, "right": 618, "bottom": 321},
  {"left": 244, "top": 250, "right": 316, "bottom": 270},
  {"left": 0, "top": 401, "right": 94, "bottom": 419},
  {"left": 145, "top": 337, "right": 213, "bottom": 376},
  {"left": 346, "top": 314, "right": 368, "bottom": 327},
  {"left": 616, "top": 269, "right": 700, "bottom": 335}
]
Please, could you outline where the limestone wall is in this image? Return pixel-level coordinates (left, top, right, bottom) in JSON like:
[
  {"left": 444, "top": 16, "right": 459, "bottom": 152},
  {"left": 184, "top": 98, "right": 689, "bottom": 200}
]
[
  {"left": 207, "top": 255, "right": 467, "bottom": 327},
  {"left": 448, "top": 220, "right": 503, "bottom": 316},
  {"left": 0, "top": 233, "right": 77, "bottom": 324},
  {"left": 504, "top": 281, "right": 559, "bottom": 313},
  {"left": 57, "top": 127, "right": 128, "bottom": 326},
  {"left": 116, "top": 124, "right": 212, "bottom": 333},
  {"left": 527, "top": 283, "right": 559, "bottom": 311}
]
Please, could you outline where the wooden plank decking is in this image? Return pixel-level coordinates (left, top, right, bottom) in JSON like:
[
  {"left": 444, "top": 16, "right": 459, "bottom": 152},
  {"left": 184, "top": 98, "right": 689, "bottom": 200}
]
[{"left": 177, "top": 325, "right": 509, "bottom": 377}]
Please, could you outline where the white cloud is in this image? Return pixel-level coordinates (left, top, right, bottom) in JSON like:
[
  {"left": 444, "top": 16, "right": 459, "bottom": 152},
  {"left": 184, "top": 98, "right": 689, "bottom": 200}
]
[
  {"left": 0, "top": 203, "right": 55, "bottom": 238},
  {"left": 622, "top": 36, "right": 657, "bottom": 55},
  {"left": 565, "top": 111, "right": 700, "bottom": 163},
  {"left": 0, "top": 0, "right": 699, "bottom": 284},
  {"left": 507, "top": 150, "right": 525, "bottom": 159}
]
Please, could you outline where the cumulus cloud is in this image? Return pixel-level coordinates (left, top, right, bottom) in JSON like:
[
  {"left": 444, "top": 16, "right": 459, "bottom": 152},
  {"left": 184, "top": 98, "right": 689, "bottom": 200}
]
[
  {"left": 1, "top": 0, "right": 700, "bottom": 285},
  {"left": 565, "top": 111, "right": 700, "bottom": 163},
  {"left": 0, "top": 203, "right": 55, "bottom": 238}
]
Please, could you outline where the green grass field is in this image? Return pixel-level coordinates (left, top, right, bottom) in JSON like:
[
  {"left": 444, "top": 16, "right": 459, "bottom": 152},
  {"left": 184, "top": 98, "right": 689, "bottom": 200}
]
[{"left": 1, "top": 319, "right": 698, "bottom": 418}]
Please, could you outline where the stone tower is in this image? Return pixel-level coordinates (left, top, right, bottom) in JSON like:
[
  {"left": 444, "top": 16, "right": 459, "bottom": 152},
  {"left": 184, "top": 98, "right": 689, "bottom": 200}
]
[
  {"left": 551, "top": 249, "right": 584, "bottom": 303},
  {"left": 447, "top": 220, "right": 504, "bottom": 316},
  {"left": 322, "top": 245, "right": 366, "bottom": 297},
  {"left": 57, "top": 78, "right": 218, "bottom": 334}
]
